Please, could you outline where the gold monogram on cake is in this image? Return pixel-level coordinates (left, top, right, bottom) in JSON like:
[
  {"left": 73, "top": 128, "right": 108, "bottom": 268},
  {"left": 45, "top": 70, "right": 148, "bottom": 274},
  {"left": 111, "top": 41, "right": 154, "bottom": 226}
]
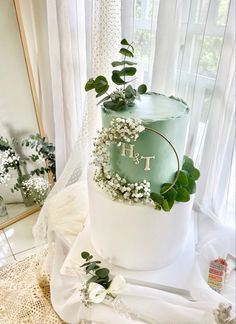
[{"left": 119, "top": 142, "right": 155, "bottom": 171}]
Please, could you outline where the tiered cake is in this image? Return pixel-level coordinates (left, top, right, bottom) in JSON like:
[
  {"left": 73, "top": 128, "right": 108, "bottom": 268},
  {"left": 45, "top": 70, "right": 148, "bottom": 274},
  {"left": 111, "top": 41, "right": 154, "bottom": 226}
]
[{"left": 88, "top": 93, "right": 193, "bottom": 270}]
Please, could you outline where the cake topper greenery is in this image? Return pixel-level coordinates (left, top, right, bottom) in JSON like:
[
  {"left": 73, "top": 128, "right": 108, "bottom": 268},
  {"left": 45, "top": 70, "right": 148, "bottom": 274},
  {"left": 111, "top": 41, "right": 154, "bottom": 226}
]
[
  {"left": 86, "top": 39, "right": 200, "bottom": 211},
  {"left": 85, "top": 39, "right": 147, "bottom": 110}
]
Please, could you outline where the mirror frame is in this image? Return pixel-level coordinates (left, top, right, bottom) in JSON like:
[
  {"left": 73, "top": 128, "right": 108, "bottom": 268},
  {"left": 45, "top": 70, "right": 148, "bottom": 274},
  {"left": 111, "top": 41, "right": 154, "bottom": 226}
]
[{"left": 0, "top": 0, "right": 47, "bottom": 229}]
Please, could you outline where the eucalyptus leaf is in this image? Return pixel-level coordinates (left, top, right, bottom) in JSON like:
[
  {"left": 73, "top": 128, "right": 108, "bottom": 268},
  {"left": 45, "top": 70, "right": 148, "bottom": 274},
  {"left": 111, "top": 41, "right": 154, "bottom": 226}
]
[
  {"left": 95, "top": 84, "right": 109, "bottom": 97},
  {"left": 121, "top": 38, "right": 129, "bottom": 45},
  {"left": 119, "top": 67, "right": 137, "bottom": 76},
  {"left": 85, "top": 78, "right": 95, "bottom": 91},
  {"left": 95, "top": 268, "right": 110, "bottom": 279},
  {"left": 81, "top": 251, "right": 90, "bottom": 260},
  {"left": 125, "top": 85, "right": 136, "bottom": 98},
  {"left": 112, "top": 72, "right": 126, "bottom": 85},
  {"left": 119, "top": 48, "right": 134, "bottom": 57},
  {"left": 103, "top": 100, "right": 124, "bottom": 110},
  {"left": 94, "top": 75, "right": 108, "bottom": 84},
  {"left": 97, "top": 95, "right": 111, "bottom": 106},
  {"left": 137, "top": 84, "right": 147, "bottom": 94},
  {"left": 111, "top": 60, "right": 137, "bottom": 67},
  {"left": 87, "top": 276, "right": 99, "bottom": 284}
]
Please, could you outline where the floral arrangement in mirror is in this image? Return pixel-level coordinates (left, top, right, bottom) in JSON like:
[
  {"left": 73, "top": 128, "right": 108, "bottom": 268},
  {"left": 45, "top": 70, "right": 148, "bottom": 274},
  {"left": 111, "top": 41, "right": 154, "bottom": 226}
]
[{"left": 0, "top": 134, "right": 55, "bottom": 206}]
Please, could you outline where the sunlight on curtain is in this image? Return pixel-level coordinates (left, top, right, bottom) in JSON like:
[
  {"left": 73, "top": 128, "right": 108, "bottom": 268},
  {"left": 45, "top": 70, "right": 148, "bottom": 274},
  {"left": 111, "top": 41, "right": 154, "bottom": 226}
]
[{"left": 124, "top": 0, "right": 235, "bottom": 226}]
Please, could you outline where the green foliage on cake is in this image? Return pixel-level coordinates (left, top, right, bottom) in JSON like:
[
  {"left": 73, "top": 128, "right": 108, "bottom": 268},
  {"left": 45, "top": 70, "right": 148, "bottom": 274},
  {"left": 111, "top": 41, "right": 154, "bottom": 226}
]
[
  {"left": 151, "top": 156, "right": 200, "bottom": 211},
  {"left": 85, "top": 39, "right": 200, "bottom": 212},
  {"left": 85, "top": 39, "right": 147, "bottom": 110}
]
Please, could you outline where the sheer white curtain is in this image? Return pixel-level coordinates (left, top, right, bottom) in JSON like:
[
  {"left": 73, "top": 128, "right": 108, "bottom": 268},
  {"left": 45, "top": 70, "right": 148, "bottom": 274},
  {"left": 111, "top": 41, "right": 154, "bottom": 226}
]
[
  {"left": 44, "top": 0, "right": 87, "bottom": 177},
  {"left": 122, "top": 0, "right": 235, "bottom": 227},
  {"left": 31, "top": 0, "right": 121, "bottom": 242}
]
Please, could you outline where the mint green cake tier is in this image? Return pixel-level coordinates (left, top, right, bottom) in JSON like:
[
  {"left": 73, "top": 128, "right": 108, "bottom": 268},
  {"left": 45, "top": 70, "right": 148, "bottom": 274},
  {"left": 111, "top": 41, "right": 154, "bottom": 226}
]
[{"left": 102, "top": 93, "right": 190, "bottom": 193}]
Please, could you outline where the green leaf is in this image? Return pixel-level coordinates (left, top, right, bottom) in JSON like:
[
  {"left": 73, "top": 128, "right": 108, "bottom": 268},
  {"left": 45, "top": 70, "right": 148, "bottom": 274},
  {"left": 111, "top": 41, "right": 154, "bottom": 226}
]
[
  {"left": 80, "top": 261, "right": 91, "bottom": 267},
  {"left": 85, "top": 78, "right": 95, "bottom": 91},
  {"left": 182, "top": 156, "right": 200, "bottom": 181},
  {"left": 95, "top": 84, "right": 109, "bottom": 97},
  {"left": 187, "top": 178, "right": 196, "bottom": 194},
  {"left": 111, "top": 60, "right": 137, "bottom": 67},
  {"left": 86, "top": 263, "right": 99, "bottom": 273},
  {"left": 119, "top": 48, "right": 134, "bottom": 57},
  {"left": 150, "top": 192, "right": 164, "bottom": 205},
  {"left": 160, "top": 183, "right": 172, "bottom": 194},
  {"left": 87, "top": 276, "right": 99, "bottom": 284},
  {"left": 94, "top": 76, "right": 108, "bottom": 90},
  {"left": 97, "top": 95, "right": 111, "bottom": 106},
  {"left": 155, "top": 204, "right": 162, "bottom": 210},
  {"left": 189, "top": 168, "right": 200, "bottom": 181},
  {"left": 81, "top": 251, "right": 90, "bottom": 260},
  {"left": 103, "top": 100, "right": 124, "bottom": 110},
  {"left": 162, "top": 199, "right": 170, "bottom": 212},
  {"left": 121, "top": 38, "right": 129, "bottom": 45},
  {"left": 137, "top": 84, "right": 147, "bottom": 94},
  {"left": 112, "top": 72, "right": 125, "bottom": 85},
  {"left": 176, "top": 170, "right": 189, "bottom": 186},
  {"left": 94, "top": 75, "right": 108, "bottom": 84},
  {"left": 182, "top": 155, "right": 194, "bottom": 169},
  {"left": 95, "top": 268, "right": 110, "bottom": 279},
  {"left": 125, "top": 85, "right": 136, "bottom": 98},
  {"left": 161, "top": 184, "right": 177, "bottom": 209},
  {"left": 119, "top": 67, "right": 137, "bottom": 76},
  {"left": 175, "top": 188, "right": 190, "bottom": 202}
]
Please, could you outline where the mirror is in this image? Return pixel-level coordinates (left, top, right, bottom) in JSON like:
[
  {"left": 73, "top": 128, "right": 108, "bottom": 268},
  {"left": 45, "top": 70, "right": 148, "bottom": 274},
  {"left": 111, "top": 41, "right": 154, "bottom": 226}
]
[{"left": 0, "top": 0, "right": 49, "bottom": 229}]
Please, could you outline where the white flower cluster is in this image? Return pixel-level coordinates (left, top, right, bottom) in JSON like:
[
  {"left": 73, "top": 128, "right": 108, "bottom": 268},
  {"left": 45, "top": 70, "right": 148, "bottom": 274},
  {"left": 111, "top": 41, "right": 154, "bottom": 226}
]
[
  {"left": 0, "top": 165, "right": 10, "bottom": 185},
  {"left": 92, "top": 118, "right": 151, "bottom": 204},
  {"left": 22, "top": 177, "right": 49, "bottom": 205},
  {"left": 93, "top": 118, "right": 144, "bottom": 168},
  {"left": 0, "top": 149, "right": 20, "bottom": 185},
  {"left": 95, "top": 170, "right": 151, "bottom": 204},
  {"left": 110, "top": 89, "right": 126, "bottom": 102}
]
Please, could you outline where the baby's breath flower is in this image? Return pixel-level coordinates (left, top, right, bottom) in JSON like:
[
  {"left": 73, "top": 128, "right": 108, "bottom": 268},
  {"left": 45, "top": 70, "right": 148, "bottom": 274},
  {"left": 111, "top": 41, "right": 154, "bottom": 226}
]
[
  {"left": 22, "top": 177, "right": 49, "bottom": 205},
  {"left": 92, "top": 118, "right": 151, "bottom": 204},
  {"left": 0, "top": 149, "right": 20, "bottom": 185}
]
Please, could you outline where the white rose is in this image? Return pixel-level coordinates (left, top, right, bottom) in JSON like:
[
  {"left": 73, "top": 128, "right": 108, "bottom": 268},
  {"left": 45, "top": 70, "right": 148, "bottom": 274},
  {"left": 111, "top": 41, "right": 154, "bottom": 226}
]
[{"left": 88, "top": 282, "right": 107, "bottom": 303}]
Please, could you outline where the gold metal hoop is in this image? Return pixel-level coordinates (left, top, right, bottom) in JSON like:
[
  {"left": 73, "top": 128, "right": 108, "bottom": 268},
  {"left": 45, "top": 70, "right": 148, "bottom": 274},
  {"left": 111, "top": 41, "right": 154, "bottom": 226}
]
[{"left": 145, "top": 127, "right": 180, "bottom": 194}]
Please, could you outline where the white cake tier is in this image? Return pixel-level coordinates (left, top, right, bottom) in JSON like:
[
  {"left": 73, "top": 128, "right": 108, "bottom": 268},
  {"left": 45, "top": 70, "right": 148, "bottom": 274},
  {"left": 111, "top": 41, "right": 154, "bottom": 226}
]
[{"left": 88, "top": 168, "right": 193, "bottom": 270}]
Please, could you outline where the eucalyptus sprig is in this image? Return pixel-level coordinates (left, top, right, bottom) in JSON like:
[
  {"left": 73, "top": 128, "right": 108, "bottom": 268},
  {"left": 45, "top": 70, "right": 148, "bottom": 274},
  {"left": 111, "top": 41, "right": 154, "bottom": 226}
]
[
  {"left": 151, "top": 156, "right": 200, "bottom": 211},
  {"left": 80, "top": 251, "right": 111, "bottom": 289},
  {"left": 85, "top": 39, "right": 147, "bottom": 111}
]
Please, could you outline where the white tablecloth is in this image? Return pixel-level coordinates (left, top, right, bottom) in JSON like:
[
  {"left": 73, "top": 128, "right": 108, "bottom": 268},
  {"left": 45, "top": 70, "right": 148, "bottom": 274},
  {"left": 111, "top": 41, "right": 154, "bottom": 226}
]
[{"left": 46, "top": 181, "right": 235, "bottom": 323}]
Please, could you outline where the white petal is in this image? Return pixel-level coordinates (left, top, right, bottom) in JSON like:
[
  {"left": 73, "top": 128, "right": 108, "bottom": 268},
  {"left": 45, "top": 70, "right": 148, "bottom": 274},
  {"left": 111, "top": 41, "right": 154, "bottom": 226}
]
[
  {"left": 88, "top": 282, "right": 107, "bottom": 303},
  {"left": 108, "top": 275, "right": 126, "bottom": 295}
]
